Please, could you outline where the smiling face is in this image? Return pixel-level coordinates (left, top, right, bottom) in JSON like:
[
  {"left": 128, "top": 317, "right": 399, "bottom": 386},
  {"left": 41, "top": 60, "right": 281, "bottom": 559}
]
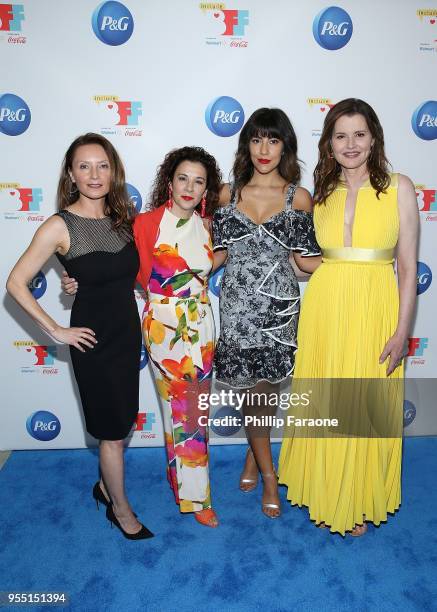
[
  {"left": 330, "top": 113, "right": 375, "bottom": 172},
  {"left": 249, "top": 135, "right": 284, "bottom": 174},
  {"left": 170, "top": 160, "right": 207, "bottom": 218},
  {"left": 69, "top": 144, "right": 111, "bottom": 202}
]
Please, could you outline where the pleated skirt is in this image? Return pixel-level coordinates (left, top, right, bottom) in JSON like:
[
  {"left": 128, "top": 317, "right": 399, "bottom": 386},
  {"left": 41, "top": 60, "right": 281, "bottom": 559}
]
[{"left": 278, "top": 261, "right": 403, "bottom": 535}]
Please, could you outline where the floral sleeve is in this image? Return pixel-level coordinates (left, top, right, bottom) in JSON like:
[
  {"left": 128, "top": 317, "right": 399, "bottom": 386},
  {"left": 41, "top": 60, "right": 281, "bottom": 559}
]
[{"left": 290, "top": 210, "right": 321, "bottom": 256}]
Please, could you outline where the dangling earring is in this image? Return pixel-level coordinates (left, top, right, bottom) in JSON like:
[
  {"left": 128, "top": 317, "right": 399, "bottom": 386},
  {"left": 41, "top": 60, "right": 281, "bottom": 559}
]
[
  {"left": 69, "top": 177, "right": 78, "bottom": 196},
  {"left": 200, "top": 194, "right": 207, "bottom": 218},
  {"left": 165, "top": 184, "right": 173, "bottom": 209}
]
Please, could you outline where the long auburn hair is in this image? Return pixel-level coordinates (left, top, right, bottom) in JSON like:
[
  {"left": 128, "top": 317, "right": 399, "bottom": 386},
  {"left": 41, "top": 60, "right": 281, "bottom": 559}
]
[
  {"left": 57, "top": 133, "right": 133, "bottom": 230},
  {"left": 232, "top": 108, "right": 301, "bottom": 198},
  {"left": 149, "top": 146, "right": 222, "bottom": 217},
  {"left": 313, "top": 98, "right": 391, "bottom": 204}
]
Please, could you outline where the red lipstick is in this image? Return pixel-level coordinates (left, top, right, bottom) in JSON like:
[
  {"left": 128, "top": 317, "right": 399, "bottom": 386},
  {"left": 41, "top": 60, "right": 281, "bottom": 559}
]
[
  {"left": 258, "top": 159, "right": 270, "bottom": 164},
  {"left": 181, "top": 195, "right": 194, "bottom": 201}
]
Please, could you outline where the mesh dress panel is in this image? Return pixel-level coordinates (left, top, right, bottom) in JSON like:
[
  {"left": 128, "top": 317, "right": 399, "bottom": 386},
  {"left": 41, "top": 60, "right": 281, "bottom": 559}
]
[{"left": 56, "top": 210, "right": 133, "bottom": 260}]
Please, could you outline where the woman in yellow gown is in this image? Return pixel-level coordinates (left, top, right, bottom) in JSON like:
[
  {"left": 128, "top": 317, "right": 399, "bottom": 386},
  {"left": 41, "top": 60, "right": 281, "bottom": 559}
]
[{"left": 278, "top": 99, "right": 419, "bottom": 536}]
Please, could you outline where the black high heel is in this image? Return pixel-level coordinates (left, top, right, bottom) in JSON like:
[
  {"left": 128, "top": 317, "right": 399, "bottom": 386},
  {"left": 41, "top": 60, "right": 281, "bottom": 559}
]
[
  {"left": 92, "top": 481, "right": 110, "bottom": 510},
  {"left": 106, "top": 503, "right": 154, "bottom": 540}
]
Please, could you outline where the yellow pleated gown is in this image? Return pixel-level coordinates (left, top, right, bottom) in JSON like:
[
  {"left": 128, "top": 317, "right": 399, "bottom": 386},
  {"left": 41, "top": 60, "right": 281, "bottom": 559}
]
[{"left": 278, "top": 174, "right": 403, "bottom": 535}]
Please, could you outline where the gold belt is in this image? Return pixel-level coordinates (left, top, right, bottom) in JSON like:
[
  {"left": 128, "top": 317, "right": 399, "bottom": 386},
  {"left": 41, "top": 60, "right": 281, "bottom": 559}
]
[{"left": 322, "top": 247, "right": 395, "bottom": 264}]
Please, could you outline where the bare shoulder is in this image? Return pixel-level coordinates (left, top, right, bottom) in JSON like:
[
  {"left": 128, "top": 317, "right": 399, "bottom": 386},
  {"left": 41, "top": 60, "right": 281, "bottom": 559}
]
[
  {"left": 397, "top": 174, "right": 418, "bottom": 211},
  {"left": 292, "top": 186, "right": 313, "bottom": 212},
  {"left": 218, "top": 183, "right": 232, "bottom": 206},
  {"left": 36, "top": 214, "right": 68, "bottom": 239},
  {"left": 397, "top": 173, "right": 415, "bottom": 193}
]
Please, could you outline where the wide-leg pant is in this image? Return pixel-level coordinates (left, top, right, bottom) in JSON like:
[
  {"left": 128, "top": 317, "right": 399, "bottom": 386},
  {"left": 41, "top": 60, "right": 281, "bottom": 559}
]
[{"left": 143, "top": 290, "right": 215, "bottom": 512}]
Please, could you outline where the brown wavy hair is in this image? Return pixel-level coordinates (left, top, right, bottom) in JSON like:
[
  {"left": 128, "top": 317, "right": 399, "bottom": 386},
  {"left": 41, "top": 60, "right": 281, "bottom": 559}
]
[
  {"left": 57, "top": 133, "right": 133, "bottom": 230},
  {"left": 149, "top": 146, "right": 222, "bottom": 217},
  {"left": 313, "top": 98, "right": 391, "bottom": 204},
  {"left": 232, "top": 108, "right": 301, "bottom": 198}
]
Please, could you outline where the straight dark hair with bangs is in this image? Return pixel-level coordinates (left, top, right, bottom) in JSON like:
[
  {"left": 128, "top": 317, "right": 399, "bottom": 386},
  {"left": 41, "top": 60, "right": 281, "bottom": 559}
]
[{"left": 232, "top": 107, "right": 301, "bottom": 198}]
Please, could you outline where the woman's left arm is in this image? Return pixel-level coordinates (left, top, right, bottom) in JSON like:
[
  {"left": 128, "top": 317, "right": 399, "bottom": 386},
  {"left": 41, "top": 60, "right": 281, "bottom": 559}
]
[{"left": 379, "top": 174, "right": 419, "bottom": 375}]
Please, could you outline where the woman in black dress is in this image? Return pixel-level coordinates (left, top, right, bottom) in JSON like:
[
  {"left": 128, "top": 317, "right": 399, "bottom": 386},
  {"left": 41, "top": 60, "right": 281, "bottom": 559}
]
[{"left": 7, "top": 133, "right": 152, "bottom": 540}]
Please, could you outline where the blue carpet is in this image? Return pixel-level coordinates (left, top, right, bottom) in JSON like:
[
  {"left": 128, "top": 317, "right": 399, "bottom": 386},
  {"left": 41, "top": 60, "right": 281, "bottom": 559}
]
[{"left": 1, "top": 438, "right": 436, "bottom": 612}]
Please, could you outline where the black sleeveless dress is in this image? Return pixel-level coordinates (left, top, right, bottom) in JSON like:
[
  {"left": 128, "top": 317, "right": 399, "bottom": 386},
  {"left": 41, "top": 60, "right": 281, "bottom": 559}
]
[{"left": 56, "top": 210, "right": 141, "bottom": 440}]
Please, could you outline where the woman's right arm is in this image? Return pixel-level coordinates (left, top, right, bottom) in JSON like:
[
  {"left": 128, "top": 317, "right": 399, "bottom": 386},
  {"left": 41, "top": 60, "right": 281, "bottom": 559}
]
[{"left": 6, "top": 217, "right": 96, "bottom": 352}]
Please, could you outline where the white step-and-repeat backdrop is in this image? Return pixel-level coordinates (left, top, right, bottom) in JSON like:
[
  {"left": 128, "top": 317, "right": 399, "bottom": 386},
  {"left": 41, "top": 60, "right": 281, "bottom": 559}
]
[{"left": 1, "top": 1, "right": 436, "bottom": 449}]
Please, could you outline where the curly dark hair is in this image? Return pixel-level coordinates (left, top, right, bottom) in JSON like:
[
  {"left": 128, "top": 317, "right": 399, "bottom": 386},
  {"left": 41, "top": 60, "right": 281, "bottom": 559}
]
[
  {"left": 232, "top": 108, "right": 301, "bottom": 198},
  {"left": 313, "top": 98, "right": 391, "bottom": 204},
  {"left": 149, "top": 146, "right": 222, "bottom": 217},
  {"left": 57, "top": 133, "right": 134, "bottom": 231}
]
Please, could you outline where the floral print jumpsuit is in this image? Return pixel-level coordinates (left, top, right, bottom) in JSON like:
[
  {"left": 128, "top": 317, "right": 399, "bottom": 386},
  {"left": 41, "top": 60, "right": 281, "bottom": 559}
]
[{"left": 142, "top": 208, "right": 214, "bottom": 512}]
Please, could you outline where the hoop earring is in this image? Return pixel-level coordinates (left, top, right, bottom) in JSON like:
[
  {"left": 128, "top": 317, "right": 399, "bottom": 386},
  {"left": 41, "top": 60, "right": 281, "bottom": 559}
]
[
  {"left": 200, "top": 194, "right": 207, "bottom": 218},
  {"left": 69, "top": 180, "right": 79, "bottom": 196},
  {"left": 165, "top": 185, "right": 173, "bottom": 209}
]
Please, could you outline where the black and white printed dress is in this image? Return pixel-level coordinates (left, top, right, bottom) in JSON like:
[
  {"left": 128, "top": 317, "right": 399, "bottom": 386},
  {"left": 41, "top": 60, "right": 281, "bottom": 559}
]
[{"left": 212, "top": 184, "right": 320, "bottom": 388}]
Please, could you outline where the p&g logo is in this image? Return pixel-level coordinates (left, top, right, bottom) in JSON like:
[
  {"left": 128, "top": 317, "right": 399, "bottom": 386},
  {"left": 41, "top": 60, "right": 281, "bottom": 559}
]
[
  {"left": 403, "top": 400, "right": 416, "bottom": 427},
  {"left": 92, "top": 1, "right": 134, "bottom": 46},
  {"left": 411, "top": 101, "right": 437, "bottom": 140},
  {"left": 313, "top": 6, "right": 353, "bottom": 50},
  {"left": 208, "top": 267, "right": 224, "bottom": 297},
  {"left": 28, "top": 271, "right": 47, "bottom": 299},
  {"left": 0, "top": 93, "right": 31, "bottom": 136},
  {"left": 417, "top": 261, "right": 432, "bottom": 295},
  {"left": 126, "top": 183, "right": 142, "bottom": 213},
  {"left": 205, "top": 96, "right": 244, "bottom": 137},
  {"left": 139, "top": 344, "right": 149, "bottom": 370},
  {"left": 26, "top": 411, "right": 61, "bottom": 441}
]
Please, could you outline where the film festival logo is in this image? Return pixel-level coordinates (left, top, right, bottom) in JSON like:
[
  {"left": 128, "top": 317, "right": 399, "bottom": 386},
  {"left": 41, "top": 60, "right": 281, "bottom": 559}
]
[
  {"left": 307, "top": 98, "right": 335, "bottom": 137},
  {"left": 93, "top": 95, "right": 142, "bottom": 137},
  {"left": 0, "top": 3, "right": 26, "bottom": 44},
  {"left": 199, "top": 3, "right": 249, "bottom": 48},
  {"left": 407, "top": 337, "right": 429, "bottom": 366},
  {"left": 130, "top": 412, "right": 157, "bottom": 440},
  {"left": 415, "top": 184, "right": 437, "bottom": 221},
  {"left": 0, "top": 183, "right": 44, "bottom": 222},
  {"left": 416, "top": 9, "right": 437, "bottom": 53},
  {"left": 14, "top": 341, "right": 59, "bottom": 375}
]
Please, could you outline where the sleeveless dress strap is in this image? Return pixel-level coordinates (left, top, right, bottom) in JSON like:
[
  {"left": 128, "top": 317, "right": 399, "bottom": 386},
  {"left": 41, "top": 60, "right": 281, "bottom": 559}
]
[{"left": 285, "top": 184, "right": 297, "bottom": 211}]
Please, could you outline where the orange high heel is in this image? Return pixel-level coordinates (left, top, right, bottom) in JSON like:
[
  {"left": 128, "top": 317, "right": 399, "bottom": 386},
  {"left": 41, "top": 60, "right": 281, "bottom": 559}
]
[{"left": 194, "top": 508, "right": 219, "bottom": 528}]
